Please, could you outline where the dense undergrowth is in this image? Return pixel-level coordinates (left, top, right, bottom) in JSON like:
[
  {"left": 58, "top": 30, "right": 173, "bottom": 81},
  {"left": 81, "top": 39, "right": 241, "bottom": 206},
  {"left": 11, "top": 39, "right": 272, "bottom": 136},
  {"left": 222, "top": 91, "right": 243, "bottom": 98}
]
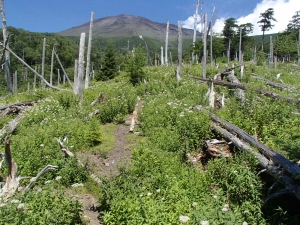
[{"left": 0, "top": 62, "right": 300, "bottom": 224}]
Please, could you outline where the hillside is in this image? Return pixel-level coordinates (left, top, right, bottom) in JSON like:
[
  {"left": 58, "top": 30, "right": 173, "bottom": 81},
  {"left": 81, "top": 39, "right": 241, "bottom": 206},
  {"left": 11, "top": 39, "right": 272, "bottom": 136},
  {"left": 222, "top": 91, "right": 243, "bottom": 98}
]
[{"left": 58, "top": 14, "right": 201, "bottom": 41}]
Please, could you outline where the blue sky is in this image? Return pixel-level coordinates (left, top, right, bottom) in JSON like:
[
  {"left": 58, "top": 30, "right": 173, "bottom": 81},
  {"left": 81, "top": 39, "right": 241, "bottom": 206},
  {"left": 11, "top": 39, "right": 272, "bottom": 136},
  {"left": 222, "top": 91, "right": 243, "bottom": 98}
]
[{"left": 1, "top": 0, "right": 298, "bottom": 35}]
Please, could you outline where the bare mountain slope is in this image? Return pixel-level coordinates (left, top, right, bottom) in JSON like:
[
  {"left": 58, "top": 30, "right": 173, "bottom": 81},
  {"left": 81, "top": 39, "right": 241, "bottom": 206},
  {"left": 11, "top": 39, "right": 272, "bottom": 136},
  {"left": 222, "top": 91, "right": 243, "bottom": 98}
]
[{"left": 58, "top": 14, "right": 200, "bottom": 41}]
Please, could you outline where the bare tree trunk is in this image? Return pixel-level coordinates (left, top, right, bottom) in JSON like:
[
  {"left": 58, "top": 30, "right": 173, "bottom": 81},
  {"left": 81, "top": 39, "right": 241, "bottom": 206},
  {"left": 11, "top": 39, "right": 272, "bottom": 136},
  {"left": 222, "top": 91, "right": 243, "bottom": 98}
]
[
  {"left": 161, "top": 46, "right": 164, "bottom": 66},
  {"left": 85, "top": 11, "right": 94, "bottom": 89},
  {"left": 270, "top": 36, "right": 273, "bottom": 64},
  {"left": 41, "top": 38, "right": 46, "bottom": 88},
  {"left": 77, "top": 33, "right": 86, "bottom": 102},
  {"left": 239, "top": 26, "right": 242, "bottom": 63},
  {"left": 254, "top": 46, "right": 257, "bottom": 62},
  {"left": 0, "top": 0, "right": 12, "bottom": 93},
  {"left": 34, "top": 66, "right": 37, "bottom": 90},
  {"left": 176, "top": 21, "right": 182, "bottom": 81},
  {"left": 202, "top": 13, "right": 207, "bottom": 78},
  {"left": 210, "top": 28, "right": 213, "bottom": 66},
  {"left": 13, "top": 71, "right": 17, "bottom": 94},
  {"left": 298, "top": 29, "right": 300, "bottom": 64},
  {"left": 74, "top": 60, "right": 78, "bottom": 94},
  {"left": 57, "top": 69, "right": 60, "bottom": 85},
  {"left": 192, "top": 0, "right": 199, "bottom": 63},
  {"left": 50, "top": 47, "right": 54, "bottom": 86},
  {"left": 165, "top": 18, "right": 169, "bottom": 66},
  {"left": 227, "top": 39, "right": 231, "bottom": 63}
]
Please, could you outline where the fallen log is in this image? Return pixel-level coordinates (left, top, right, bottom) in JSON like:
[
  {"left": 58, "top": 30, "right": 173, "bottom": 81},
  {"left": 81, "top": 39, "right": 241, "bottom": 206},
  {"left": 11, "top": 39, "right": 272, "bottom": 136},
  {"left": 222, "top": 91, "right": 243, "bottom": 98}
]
[
  {"left": 192, "top": 76, "right": 300, "bottom": 106},
  {"left": 0, "top": 100, "right": 36, "bottom": 111},
  {"left": 212, "top": 123, "right": 300, "bottom": 201},
  {"left": 255, "top": 89, "right": 300, "bottom": 105},
  {"left": 209, "top": 112, "right": 300, "bottom": 176},
  {"left": 251, "top": 73, "right": 297, "bottom": 92},
  {"left": 91, "top": 92, "right": 105, "bottom": 106},
  {"left": 226, "top": 71, "right": 245, "bottom": 103},
  {"left": 129, "top": 96, "right": 141, "bottom": 132},
  {"left": 213, "top": 65, "right": 242, "bottom": 80}
]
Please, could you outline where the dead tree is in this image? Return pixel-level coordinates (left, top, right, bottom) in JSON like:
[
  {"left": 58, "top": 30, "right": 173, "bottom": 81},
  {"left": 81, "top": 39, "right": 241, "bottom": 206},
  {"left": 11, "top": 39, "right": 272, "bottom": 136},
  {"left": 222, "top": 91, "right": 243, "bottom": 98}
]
[
  {"left": 91, "top": 92, "right": 105, "bottom": 106},
  {"left": 0, "top": 0, "right": 12, "bottom": 93},
  {"left": 50, "top": 46, "right": 54, "bottom": 86},
  {"left": 202, "top": 13, "right": 207, "bottom": 78},
  {"left": 192, "top": 0, "right": 199, "bottom": 63},
  {"left": 77, "top": 33, "right": 86, "bottom": 101},
  {"left": 161, "top": 46, "right": 164, "bottom": 66},
  {"left": 165, "top": 19, "right": 169, "bottom": 66},
  {"left": 85, "top": 12, "right": 94, "bottom": 89},
  {"left": 0, "top": 136, "right": 57, "bottom": 201},
  {"left": 41, "top": 38, "right": 46, "bottom": 88},
  {"left": 176, "top": 21, "right": 182, "bottom": 81}
]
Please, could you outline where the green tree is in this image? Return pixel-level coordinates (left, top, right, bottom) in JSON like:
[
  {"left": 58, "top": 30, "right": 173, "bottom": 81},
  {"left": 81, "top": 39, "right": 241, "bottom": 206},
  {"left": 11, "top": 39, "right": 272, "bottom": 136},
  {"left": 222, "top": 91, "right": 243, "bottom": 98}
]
[
  {"left": 287, "top": 10, "right": 300, "bottom": 33},
  {"left": 257, "top": 8, "right": 277, "bottom": 50},
  {"left": 222, "top": 18, "right": 238, "bottom": 60},
  {"left": 125, "top": 47, "right": 146, "bottom": 85},
  {"left": 274, "top": 33, "right": 298, "bottom": 61},
  {"left": 97, "top": 43, "right": 118, "bottom": 81}
]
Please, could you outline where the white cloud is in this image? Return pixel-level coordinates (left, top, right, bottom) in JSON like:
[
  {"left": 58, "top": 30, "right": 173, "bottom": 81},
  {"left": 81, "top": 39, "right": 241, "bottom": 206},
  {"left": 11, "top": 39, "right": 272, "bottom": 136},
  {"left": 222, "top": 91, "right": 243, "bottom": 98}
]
[
  {"left": 181, "top": 15, "right": 202, "bottom": 31},
  {"left": 182, "top": 0, "right": 299, "bottom": 36}
]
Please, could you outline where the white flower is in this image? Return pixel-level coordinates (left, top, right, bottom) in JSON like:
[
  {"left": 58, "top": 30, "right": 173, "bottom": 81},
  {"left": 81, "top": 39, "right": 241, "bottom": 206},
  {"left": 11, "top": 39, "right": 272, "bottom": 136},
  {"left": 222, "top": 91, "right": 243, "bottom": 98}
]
[
  {"left": 156, "top": 189, "right": 161, "bottom": 193},
  {"left": 0, "top": 203, "right": 7, "bottom": 207},
  {"left": 201, "top": 221, "right": 209, "bottom": 225},
  {"left": 139, "top": 194, "right": 143, "bottom": 197},
  {"left": 10, "top": 199, "right": 20, "bottom": 204},
  {"left": 244, "top": 210, "right": 249, "bottom": 214},
  {"left": 17, "top": 203, "right": 25, "bottom": 210},
  {"left": 147, "top": 192, "right": 152, "bottom": 196},
  {"left": 179, "top": 215, "right": 190, "bottom": 223},
  {"left": 161, "top": 197, "right": 165, "bottom": 201},
  {"left": 44, "top": 180, "right": 51, "bottom": 184},
  {"left": 142, "top": 186, "right": 146, "bottom": 190},
  {"left": 72, "top": 183, "right": 84, "bottom": 188},
  {"left": 55, "top": 176, "right": 62, "bottom": 181},
  {"left": 192, "top": 202, "right": 198, "bottom": 207},
  {"left": 222, "top": 207, "right": 229, "bottom": 212},
  {"left": 242, "top": 222, "right": 248, "bottom": 225},
  {"left": 40, "top": 144, "right": 44, "bottom": 147},
  {"left": 213, "top": 195, "right": 218, "bottom": 199}
]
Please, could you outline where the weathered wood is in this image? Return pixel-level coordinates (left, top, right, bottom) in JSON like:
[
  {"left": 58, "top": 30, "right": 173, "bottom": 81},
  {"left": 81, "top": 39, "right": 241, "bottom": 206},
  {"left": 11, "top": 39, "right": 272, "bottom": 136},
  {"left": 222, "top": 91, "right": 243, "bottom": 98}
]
[
  {"left": 255, "top": 89, "right": 300, "bottom": 105},
  {"left": 0, "top": 100, "right": 36, "bottom": 111},
  {"left": 91, "top": 92, "right": 105, "bottom": 106},
  {"left": 0, "top": 109, "right": 25, "bottom": 141},
  {"left": 206, "top": 80, "right": 215, "bottom": 108},
  {"left": 50, "top": 47, "right": 54, "bottom": 86},
  {"left": 165, "top": 18, "right": 169, "bottom": 66},
  {"left": 191, "top": 76, "right": 246, "bottom": 89},
  {"left": 176, "top": 21, "right": 182, "bottom": 81},
  {"left": 213, "top": 65, "right": 242, "bottom": 80},
  {"left": 56, "top": 137, "right": 74, "bottom": 158},
  {"left": 226, "top": 70, "right": 245, "bottom": 102},
  {"left": 251, "top": 73, "right": 296, "bottom": 92},
  {"left": 212, "top": 123, "right": 300, "bottom": 201},
  {"left": 41, "top": 38, "right": 46, "bottom": 88},
  {"left": 209, "top": 112, "right": 300, "bottom": 176},
  {"left": 192, "top": 0, "right": 199, "bottom": 63},
  {"left": 77, "top": 33, "right": 86, "bottom": 101},
  {"left": 0, "top": 0, "right": 12, "bottom": 93},
  {"left": 202, "top": 13, "right": 207, "bottom": 78},
  {"left": 160, "top": 46, "right": 164, "bottom": 66},
  {"left": 85, "top": 11, "right": 94, "bottom": 89}
]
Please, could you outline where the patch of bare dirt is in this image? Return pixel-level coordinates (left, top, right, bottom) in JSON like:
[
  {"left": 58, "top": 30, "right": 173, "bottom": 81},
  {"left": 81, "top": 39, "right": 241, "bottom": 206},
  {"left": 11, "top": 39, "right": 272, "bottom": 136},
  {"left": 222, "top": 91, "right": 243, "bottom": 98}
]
[{"left": 75, "top": 123, "right": 133, "bottom": 225}]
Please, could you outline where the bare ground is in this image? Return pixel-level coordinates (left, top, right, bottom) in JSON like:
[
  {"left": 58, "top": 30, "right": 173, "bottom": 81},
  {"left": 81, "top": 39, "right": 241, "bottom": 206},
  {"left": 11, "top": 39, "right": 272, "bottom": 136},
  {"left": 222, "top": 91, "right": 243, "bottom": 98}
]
[{"left": 75, "top": 124, "right": 133, "bottom": 225}]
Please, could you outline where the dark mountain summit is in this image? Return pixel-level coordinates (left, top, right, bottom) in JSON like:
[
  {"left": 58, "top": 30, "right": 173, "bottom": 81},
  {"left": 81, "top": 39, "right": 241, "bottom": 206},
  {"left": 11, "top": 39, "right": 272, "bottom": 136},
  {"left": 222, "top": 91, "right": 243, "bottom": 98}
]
[{"left": 58, "top": 14, "right": 200, "bottom": 41}]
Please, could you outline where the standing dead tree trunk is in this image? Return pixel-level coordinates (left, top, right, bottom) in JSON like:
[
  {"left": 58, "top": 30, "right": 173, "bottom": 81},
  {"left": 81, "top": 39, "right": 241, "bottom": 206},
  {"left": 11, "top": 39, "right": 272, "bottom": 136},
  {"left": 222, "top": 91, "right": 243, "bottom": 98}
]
[
  {"left": 202, "top": 13, "right": 207, "bottom": 78},
  {"left": 0, "top": 0, "right": 12, "bottom": 93},
  {"left": 192, "top": 0, "right": 199, "bottom": 63},
  {"left": 160, "top": 46, "right": 164, "bottom": 66},
  {"left": 176, "top": 21, "right": 182, "bottom": 81},
  {"left": 85, "top": 12, "right": 94, "bottom": 89},
  {"left": 165, "top": 19, "right": 169, "bottom": 66},
  {"left": 77, "top": 33, "right": 86, "bottom": 101},
  {"left": 41, "top": 38, "right": 46, "bottom": 88}
]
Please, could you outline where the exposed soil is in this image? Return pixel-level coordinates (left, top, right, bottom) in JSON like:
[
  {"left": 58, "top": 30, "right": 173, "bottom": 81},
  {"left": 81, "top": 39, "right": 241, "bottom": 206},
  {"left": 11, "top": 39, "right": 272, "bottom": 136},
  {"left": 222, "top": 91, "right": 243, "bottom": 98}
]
[{"left": 74, "top": 124, "right": 132, "bottom": 225}]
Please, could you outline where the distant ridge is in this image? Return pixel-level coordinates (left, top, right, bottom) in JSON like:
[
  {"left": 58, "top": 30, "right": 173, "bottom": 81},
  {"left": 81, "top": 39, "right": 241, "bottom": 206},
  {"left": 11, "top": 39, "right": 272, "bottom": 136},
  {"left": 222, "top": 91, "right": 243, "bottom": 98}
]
[{"left": 58, "top": 14, "right": 200, "bottom": 41}]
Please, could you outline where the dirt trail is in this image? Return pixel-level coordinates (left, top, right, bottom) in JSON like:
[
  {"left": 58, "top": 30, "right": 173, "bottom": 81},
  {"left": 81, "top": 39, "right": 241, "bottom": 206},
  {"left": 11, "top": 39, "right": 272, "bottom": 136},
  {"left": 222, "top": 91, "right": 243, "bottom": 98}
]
[{"left": 76, "top": 124, "right": 133, "bottom": 225}]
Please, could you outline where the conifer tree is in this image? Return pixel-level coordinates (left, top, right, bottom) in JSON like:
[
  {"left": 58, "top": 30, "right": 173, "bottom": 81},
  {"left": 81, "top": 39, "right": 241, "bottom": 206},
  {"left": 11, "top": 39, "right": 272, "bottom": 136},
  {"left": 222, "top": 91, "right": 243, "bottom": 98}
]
[{"left": 98, "top": 43, "right": 118, "bottom": 81}]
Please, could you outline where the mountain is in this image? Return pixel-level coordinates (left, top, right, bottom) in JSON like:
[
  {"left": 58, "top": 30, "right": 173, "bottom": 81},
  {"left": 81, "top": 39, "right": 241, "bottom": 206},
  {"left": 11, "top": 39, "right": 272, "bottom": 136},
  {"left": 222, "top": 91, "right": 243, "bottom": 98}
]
[{"left": 58, "top": 14, "right": 200, "bottom": 41}]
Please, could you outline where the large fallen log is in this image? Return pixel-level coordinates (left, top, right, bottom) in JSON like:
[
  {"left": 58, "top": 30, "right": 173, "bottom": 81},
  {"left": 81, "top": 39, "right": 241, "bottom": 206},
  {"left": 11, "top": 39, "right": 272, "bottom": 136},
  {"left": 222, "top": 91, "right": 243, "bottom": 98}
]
[
  {"left": 255, "top": 89, "right": 300, "bottom": 105},
  {"left": 251, "top": 73, "right": 297, "bottom": 92},
  {"left": 0, "top": 100, "right": 36, "bottom": 111},
  {"left": 209, "top": 112, "right": 300, "bottom": 176},
  {"left": 212, "top": 122, "right": 300, "bottom": 201},
  {"left": 192, "top": 76, "right": 300, "bottom": 106},
  {"left": 213, "top": 65, "right": 242, "bottom": 80}
]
